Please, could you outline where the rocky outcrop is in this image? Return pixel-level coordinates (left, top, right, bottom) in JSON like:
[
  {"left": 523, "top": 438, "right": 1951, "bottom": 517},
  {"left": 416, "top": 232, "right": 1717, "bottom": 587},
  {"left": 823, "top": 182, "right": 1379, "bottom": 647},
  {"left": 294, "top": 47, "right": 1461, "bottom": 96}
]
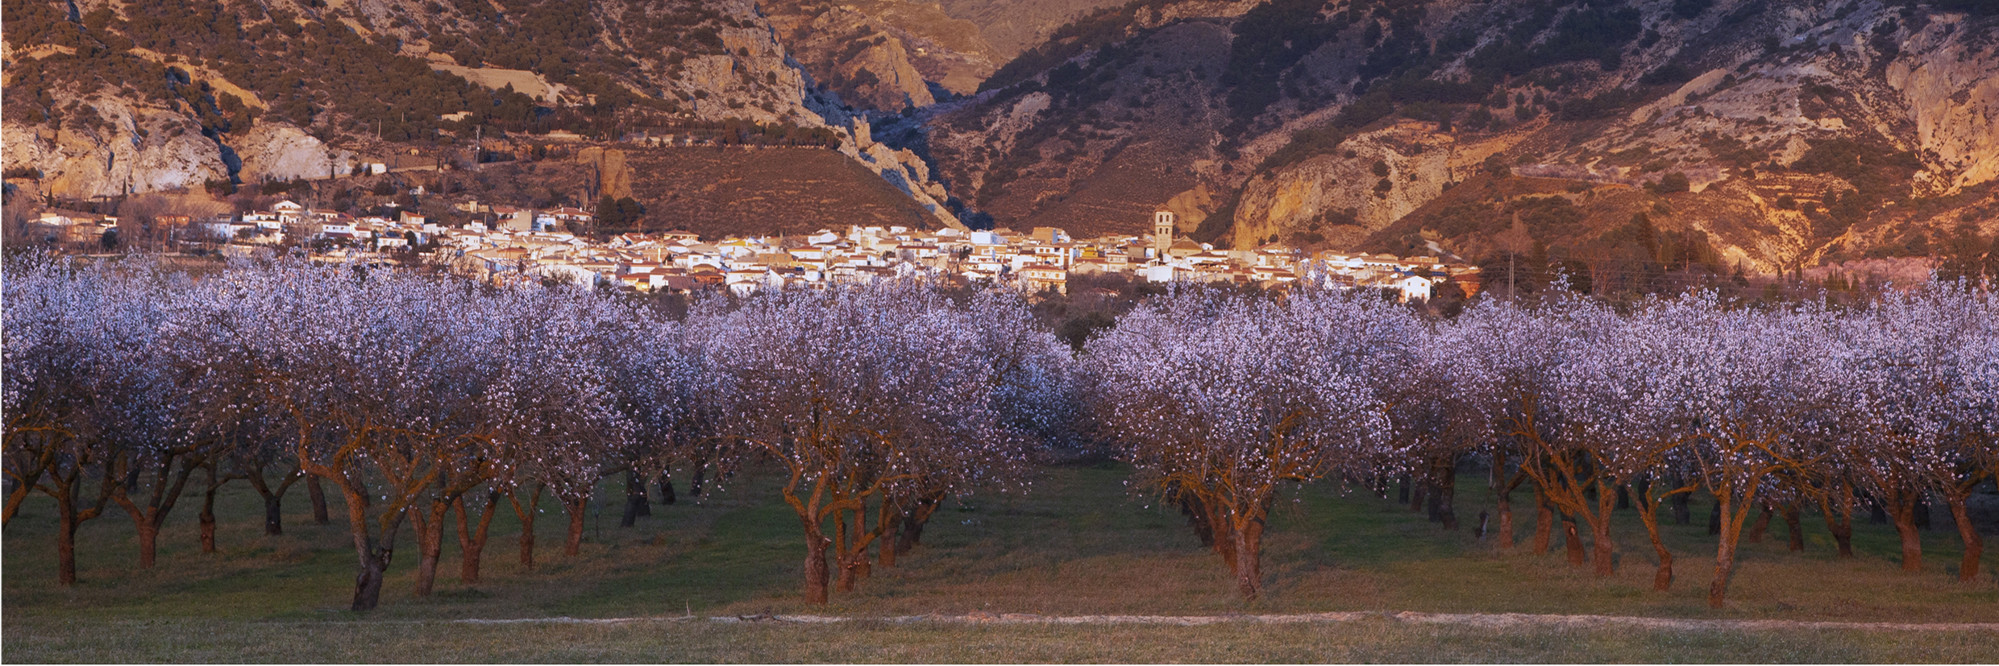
[
  {"left": 1, "top": 96, "right": 227, "bottom": 200},
  {"left": 764, "top": 0, "right": 1002, "bottom": 111},
  {"left": 234, "top": 122, "right": 356, "bottom": 185},
  {"left": 1884, "top": 13, "right": 1999, "bottom": 193},
  {"left": 843, "top": 118, "right": 966, "bottom": 229},
  {"left": 1233, "top": 122, "right": 1464, "bottom": 249},
  {"left": 920, "top": 0, "right": 1999, "bottom": 271}
]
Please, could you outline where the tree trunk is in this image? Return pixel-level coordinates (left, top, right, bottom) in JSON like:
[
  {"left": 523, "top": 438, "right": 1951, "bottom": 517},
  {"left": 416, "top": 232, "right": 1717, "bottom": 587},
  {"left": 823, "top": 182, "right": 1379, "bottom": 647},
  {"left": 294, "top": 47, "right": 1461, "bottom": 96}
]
[
  {"left": 878, "top": 502, "right": 901, "bottom": 569},
  {"left": 307, "top": 476, "right": 330, "bottom": 524},
  {"left": 55, "top": 492, "right": 80, "bottom": 586},
  {"left": 1409, "top": 479, "right": 1426, "bottom": 513},
  {"left": 657, "top": 473, "right": 676, "bottom": 505},
  {"left": 1179, "top": 491, "right": 1216, "bottom": 547},
  {"left": 412, "top": 503, "right": 447, "bottom": 597},
  {"left": 564, "top": 496, "right": 587, "bottom": 556},
  {"left": 111, "top": 456, "right": 201, "bottom": 569},
  {"left": 1707, "top": 500, "right": 1722, "bottom": 536},
  {"left": 508, "top": 486, "right": 543, "bottom": 572},
  {"left": 1890, "top": 492, "right": 1923, "bottom": 572},
  {"left": 1493, "top": 466, "right": 1516, "bottom": 550},
  {"left": 1914, "top": 494, "right": 1932, "bottom": 531},
  {"left": 1669, "top": 486, "right": 1690, "bottom": 525},
  {"left": 1430, "top": 458, "right": 1458, "bottom": 530},
  {"left": 1562, "top": 515, "right": 1586, "bottom": 567},
  {"left": 1827, "top": 512, "right": 1855, "bottom": 558},
  {"left": 804, "top": 530, "right": 831, "bottom": 604},
  {"left": 835, "top": 509, "right": 858, "bottom": 593},
  {"left": 1532, "top": 489, "right": 1553, "bottom": 554},
  {"left": 199, "top": 483, "right": 219, "bottom": 554},
  {"left": 1232, "top": 518, "right": 1265, "bottom": 600},
  {"left": 895, "top": 493, "right": 943, "bottom": 555},
  {"left": 1634, "top": 489, "right": 1673, "bottom": 591},
  {"left": 136, "top": 522, "right": 160, "bottom": 568},
  {"left": 1590, "top": 483, "right": 1616, "bottom": 577},
  {"left": 849, "top": 507, "right": 872, "bottom": 584},
  {"left": 689, "top": 463, "right": 706, "bottom": 497},
  {"left": 1746, "top": 502, "right": 1774, "bottom": 543},
  {"left": 1781, "top": 503, "right": 1804, "bottom": 552},
  {"left": 353, "top": 542, "right": 392, "bottom": 611},
  {"left": 1947, "top": 496, "right": 1982, "bottom": 583},
  {"left": 333, "top": 480, "right": 400, "bottom": 612},
  {"left": 1819, "top": 484, "right": 1856, "bottom": 558},
  {"left": 620, "top": 470, "right": 648, "bottom": 527},
  {"left": 261, "top": 493, "right": 286, "bottom": 536},
  {"left": 455, "top": 493, "right": 497, "bottom": 584},
  {"left": 1708, "top": 493, "right": 1740, "bottom": 608},
  {"left": 1397, "top": 475, "right": 1410, "bottom": 504}
]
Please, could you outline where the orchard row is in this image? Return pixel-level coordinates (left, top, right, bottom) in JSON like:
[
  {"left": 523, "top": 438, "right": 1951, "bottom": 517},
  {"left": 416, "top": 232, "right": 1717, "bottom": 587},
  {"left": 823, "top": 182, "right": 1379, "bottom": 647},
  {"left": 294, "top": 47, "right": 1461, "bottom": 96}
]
[{"left": 4, "top": 256, "right": 1994, "bottom": 610}]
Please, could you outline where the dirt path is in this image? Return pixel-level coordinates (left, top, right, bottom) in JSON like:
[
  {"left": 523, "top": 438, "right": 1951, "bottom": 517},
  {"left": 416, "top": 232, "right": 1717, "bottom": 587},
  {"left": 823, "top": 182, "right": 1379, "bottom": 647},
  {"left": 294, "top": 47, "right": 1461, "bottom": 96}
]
[{"left": 443, "top": 611, "right": 1999, "bottom": 632}]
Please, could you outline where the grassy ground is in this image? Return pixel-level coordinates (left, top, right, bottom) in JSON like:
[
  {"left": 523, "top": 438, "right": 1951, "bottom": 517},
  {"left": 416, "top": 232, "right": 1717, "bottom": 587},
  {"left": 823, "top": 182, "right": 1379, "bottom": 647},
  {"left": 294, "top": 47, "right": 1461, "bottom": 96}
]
[{"left": 5, "top": 462, "right": 1995, "bottom": 662}]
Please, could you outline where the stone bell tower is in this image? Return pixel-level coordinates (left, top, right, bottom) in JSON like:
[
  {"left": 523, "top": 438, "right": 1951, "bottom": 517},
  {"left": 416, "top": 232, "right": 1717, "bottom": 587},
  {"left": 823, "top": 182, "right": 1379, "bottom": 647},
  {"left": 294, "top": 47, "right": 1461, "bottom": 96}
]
[{"left": 1152, "top": 210, "right": 1176, "bottom": 258}]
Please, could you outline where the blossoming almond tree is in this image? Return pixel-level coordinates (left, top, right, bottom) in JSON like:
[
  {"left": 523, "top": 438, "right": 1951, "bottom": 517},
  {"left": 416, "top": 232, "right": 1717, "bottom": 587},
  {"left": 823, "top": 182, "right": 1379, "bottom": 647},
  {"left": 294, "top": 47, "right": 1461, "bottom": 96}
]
[
  {"left": 698, "top": 282, "right": 1041, "bottom": 602},
  {"left": 1084, "top": 290, "right": 1397, "bottom": 600}
]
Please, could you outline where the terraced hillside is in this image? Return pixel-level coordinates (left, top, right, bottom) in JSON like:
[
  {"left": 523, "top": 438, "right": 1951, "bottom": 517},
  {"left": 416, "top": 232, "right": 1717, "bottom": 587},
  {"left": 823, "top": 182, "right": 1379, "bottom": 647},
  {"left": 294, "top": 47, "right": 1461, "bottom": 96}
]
[{"left": 622, "top": 147, "right": 937, "bottom": 238}]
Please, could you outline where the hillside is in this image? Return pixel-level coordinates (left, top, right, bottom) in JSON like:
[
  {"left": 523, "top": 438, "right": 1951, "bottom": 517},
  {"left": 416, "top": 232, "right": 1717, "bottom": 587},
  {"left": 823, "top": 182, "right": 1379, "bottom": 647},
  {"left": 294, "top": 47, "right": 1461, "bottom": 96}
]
[
  {"left": 0, "top": 0, "right": 960, "bottom": 229},
  {"left": 6, "top": 0, "right": 1997, "bottom": 272},
  {"left": 918, "top": 0, "right": 1999, "bottom": 272},
  {"left": 617, "top": 146, "right": 940, "bottom": 238}
]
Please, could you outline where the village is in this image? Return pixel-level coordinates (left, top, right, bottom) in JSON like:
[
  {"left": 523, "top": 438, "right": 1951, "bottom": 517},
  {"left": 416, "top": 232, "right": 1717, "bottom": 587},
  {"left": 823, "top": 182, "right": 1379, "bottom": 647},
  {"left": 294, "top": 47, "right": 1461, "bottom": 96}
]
[{"left": 23, "top": 204, "right": 1482, "bottom": 302}]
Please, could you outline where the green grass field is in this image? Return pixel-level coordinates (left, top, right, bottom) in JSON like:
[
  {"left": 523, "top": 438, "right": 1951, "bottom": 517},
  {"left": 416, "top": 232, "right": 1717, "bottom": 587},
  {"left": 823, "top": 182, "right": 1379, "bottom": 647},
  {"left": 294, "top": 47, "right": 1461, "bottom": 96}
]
[{"left": 5, "top": 463, "right": 1995, "bottom": 662}]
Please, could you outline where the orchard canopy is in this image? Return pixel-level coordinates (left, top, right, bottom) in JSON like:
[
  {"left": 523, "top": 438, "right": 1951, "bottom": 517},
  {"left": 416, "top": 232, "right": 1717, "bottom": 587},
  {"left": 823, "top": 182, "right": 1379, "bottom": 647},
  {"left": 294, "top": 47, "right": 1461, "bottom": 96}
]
[{"left": 3, "top": 255, "right": 1994, "bottom": 610}]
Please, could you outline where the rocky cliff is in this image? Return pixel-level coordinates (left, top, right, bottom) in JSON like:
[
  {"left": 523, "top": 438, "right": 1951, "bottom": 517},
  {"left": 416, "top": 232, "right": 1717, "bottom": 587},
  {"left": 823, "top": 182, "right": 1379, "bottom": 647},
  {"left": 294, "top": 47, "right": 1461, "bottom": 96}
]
[
  {"left": 2, "top": 0, "right": 960, "bottom": 226},
  {"left": 918, "top": 0, "right": 1999, "bottom": 271}
]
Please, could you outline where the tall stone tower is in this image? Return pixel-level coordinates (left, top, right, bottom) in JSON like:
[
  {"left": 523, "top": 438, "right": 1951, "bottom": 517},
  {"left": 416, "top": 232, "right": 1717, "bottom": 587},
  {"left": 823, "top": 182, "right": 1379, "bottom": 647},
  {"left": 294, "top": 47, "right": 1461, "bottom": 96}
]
[{"left": 1153, "top": 210, "right": 1176, "bottom": 258}]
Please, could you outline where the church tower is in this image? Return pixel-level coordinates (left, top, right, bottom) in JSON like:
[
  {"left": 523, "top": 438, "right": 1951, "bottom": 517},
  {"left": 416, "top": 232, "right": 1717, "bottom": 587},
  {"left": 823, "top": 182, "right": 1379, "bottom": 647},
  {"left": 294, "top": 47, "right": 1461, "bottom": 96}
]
[{"left": 1153, "top": 210, "right": 1176, "bottom": 259}]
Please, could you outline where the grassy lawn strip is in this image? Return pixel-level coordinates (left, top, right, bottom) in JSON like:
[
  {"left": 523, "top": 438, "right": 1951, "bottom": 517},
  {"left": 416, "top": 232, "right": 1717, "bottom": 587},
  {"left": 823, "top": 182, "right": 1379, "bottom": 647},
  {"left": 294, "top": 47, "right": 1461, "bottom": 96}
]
[
  {"left": 6, "top": 464, "right": 1995, "bottom": 661},
  {"left": 4, "top": 616, "right": 1996, "bottom": 663}
]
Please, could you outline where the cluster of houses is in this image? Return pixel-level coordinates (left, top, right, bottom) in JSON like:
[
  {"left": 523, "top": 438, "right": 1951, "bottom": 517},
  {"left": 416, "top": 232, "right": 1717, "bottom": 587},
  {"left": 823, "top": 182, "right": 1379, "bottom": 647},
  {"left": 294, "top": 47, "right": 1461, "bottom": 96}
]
[{"left": 29, "top": 203, "right": 1480, "bottom": 302}]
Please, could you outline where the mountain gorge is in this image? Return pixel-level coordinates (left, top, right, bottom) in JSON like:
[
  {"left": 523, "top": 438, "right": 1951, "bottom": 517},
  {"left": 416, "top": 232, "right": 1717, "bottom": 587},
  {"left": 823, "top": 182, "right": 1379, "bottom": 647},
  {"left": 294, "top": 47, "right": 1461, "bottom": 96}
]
[
  {"left": 920, "top": 0, "right": 1999, "bottom": 273},
  {"left": 5, "top": 0, "right": 1996, "bottom": 272}
]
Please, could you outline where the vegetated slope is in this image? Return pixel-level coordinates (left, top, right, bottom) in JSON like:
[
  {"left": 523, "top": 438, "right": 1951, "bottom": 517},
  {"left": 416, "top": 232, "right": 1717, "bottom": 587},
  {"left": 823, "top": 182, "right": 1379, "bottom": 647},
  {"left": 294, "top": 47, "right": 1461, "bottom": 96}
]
[
  {"left": 937, "top": 0, "right": 1135, "bottom": 59},
  {"left": 763, "top": 0, "right": 1003, "bottom": 111},
  {"left": 922, "top": 0, "right": 1999, "bottom": 271},
  {"left": 762, "top": 0, "right": 1144, "bottom": 113},
  {"left": 0, "top": 0, "right": 968, "bottom": 231},
  {"left": 621, "top": 147, "right": 936, "bottom": 238}
]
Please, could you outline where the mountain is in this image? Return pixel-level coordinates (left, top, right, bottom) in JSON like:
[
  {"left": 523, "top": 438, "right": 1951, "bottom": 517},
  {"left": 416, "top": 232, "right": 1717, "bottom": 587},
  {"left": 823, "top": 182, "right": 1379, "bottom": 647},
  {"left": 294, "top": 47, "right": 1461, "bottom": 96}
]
[
  {"left": 6, "top": 0, "right": 1996, "bottom": 273},
  {"left": 1, "top": 0, "right": 958, "bottom": 229},
  {"left": 916, "top": 0, "right": 1999, "bottom": 272}
]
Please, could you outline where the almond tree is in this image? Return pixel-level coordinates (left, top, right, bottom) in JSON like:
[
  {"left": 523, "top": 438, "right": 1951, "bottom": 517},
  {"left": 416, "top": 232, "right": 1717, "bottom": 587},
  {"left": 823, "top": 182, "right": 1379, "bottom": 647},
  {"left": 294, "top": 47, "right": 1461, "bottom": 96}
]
[
  {"left": 696, "top": 281, "right": 1044, "bottom": 602},
  {"left": 1850, "top": 285, "right": 1995, "bottom": 580},
  {"left": 1683, "top": 304, "right": 1832, "bottom": 608},
  {"left": 2, "top": 256, "right": 122, "bottom": 583},
  {"left": 1565, "top": 296, "right": 1711, "bottom": 589},
  {"left": 1449, "top": 297, "right": 1595, "bottom": 564},
  {"left": 879, "top": 289, "right": 1065, "bottom": 567},
  {"left": 1084, "top": 290, "right": 1399, "bottom": 600},
  {"left": 98, "top": 266, "right": 210, "bottom": 569}
]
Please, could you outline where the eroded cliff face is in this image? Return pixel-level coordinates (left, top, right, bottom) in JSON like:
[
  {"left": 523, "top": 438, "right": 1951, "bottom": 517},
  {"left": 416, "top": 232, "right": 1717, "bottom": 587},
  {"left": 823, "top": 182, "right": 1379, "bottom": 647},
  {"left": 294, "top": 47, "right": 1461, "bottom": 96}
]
[
  {"left": 1, "top": 0, "right": 960, "bottom": 227},
  {"left": 234, "top": 122, "right": 356, "bottom": 184},
  {"left": 1232, "top": 122, "right": 1467, "bottom": 249},
  {"left": 1886, "top": 13, "right": 1999, "bottom": 193},
  {"left": 765, "top": 0, "right": 1001, "bottom": 111},
  {"left": 923, "top": 0, "right": 1999, "bottom": 271},
  {"left": 1, "top": 96, "right": 227, "bottom": 200}
]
